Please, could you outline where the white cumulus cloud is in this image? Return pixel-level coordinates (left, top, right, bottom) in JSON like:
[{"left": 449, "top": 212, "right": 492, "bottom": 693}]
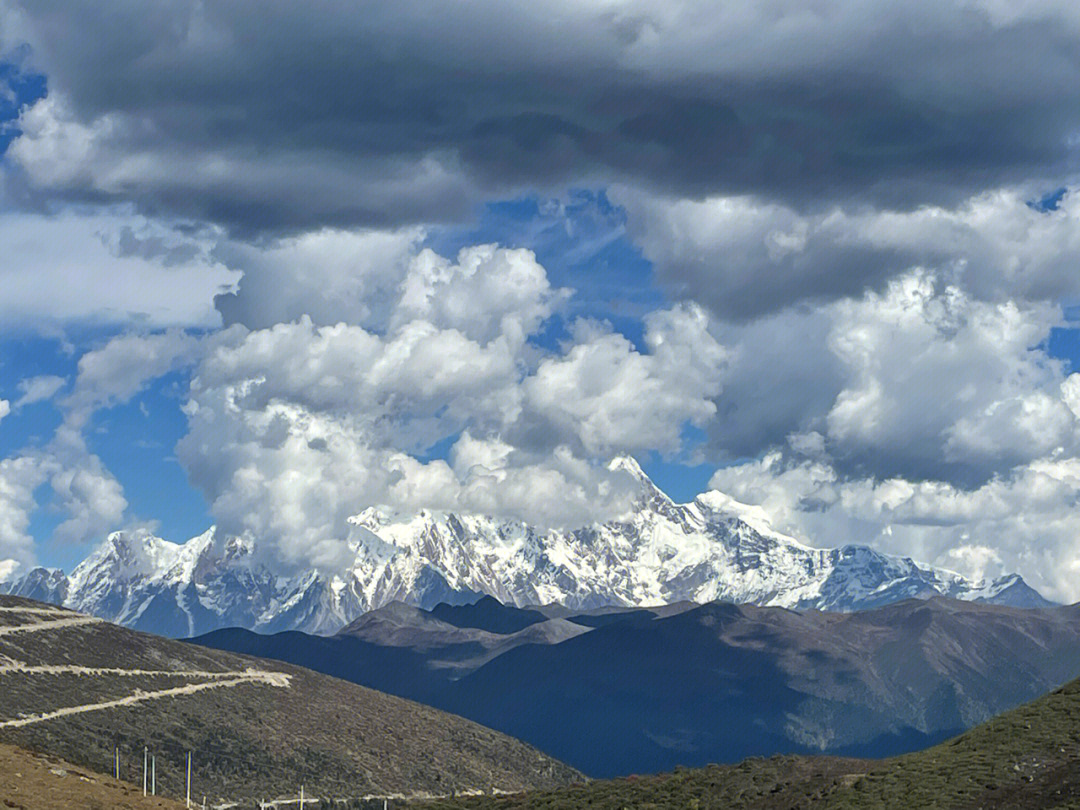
[
  {"left": 709, "top": 451, "right": 1080, "bottom": 603},
  {"left": 172, "top": 245, "right": 724, "bottom": 573},
  {"left": 615, "top": 186, "right": 1080, "bottom": 320}
]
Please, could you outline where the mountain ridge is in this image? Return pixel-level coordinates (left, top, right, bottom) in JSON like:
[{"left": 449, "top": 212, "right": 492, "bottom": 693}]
[
  {"left": 191, "top": 594, "right": 1080, "bottom": 777},
  {"left": 1, "top": 459, "right": 1052, "bottom": 636}
]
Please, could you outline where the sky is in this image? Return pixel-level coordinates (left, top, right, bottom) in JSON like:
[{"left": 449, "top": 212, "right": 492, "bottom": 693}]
[{"left": 3, "top": 1, "right": 1080, "bottom": 599}]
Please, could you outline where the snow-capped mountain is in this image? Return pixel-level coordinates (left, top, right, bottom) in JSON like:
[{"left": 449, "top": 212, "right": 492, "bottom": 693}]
[{"left": 0, "top": 458, "right": 1051, "bottom": 636}]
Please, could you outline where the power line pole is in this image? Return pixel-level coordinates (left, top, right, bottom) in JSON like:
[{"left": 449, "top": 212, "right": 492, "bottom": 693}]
[
  {"left": 143, "top": 746, "right": 148, "bottom": 796},
  {"left": 152, "top": 754, "right": 156, "bottom": 795},
  {"left": 299, "top": 784, "right": 304, "bottom": 808},
  {"left": 186, "top": 751, "right": 192, "bottom": 809},
  {"left": 114, "top": 747, "right": 119, "bottom": 780}
]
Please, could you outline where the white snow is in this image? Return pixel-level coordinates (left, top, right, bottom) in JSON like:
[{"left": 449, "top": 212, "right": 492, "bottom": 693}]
[{"left": 2, "top": 462, "right": 1045, "bottom": 635}]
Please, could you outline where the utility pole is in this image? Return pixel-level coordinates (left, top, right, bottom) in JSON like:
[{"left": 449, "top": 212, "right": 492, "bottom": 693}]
[
  {"left": 114, "top": 747, "right": 119, "bottom": 780},
  {"left": 186, "top": 751, "right": 192, "bottom": 809},
  {"left": 299, "top": 784, "right": 304, "bottom": 808},
  {"left": 143, "top": 746, "right": 148, "bottom": 796},
  {"left": 152, "top": 754, "right": 156, "bottom": 795}
]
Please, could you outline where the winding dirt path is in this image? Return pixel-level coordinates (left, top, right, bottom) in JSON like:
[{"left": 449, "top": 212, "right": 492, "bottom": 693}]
[
  {"left": 0, "top": 672, "right": 290, "bottom": 729},
  {"left": 0, "top": 605, "right": 291, "bottom": 729},
  {"left": 0, "top": 615, "right": 102, "bottom": 637},
  {"left": 0, "top": 663, "right": 285, "bottom": 678}
]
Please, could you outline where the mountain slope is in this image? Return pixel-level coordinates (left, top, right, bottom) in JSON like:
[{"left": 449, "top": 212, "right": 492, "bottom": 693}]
[
  {"left": 0, "top": 741, "right": 185, "bottom": 810},
  {"left": 2, "top": 459, "right": 1051, "bottom": 636},
  {"left": 0, "top": 595, "right": 580, "bottom": 805},
  {"left": 194, "top": 599, "right": 601, "bottom": 703},
  {"left": 422, "top": 673, "right": 1080, "bottom": 810},
  {"left": 435, "top": 598, "right": 1080, "bottom": 776},
  {"left": 193, "top": 596, "right": 1080, "bottom": 778}
]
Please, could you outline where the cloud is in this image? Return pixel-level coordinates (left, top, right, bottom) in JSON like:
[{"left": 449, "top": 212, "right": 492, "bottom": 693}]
[
  {"left": 823, "top": 273, "right": 1072, "bottom": 481},
  {"left": 614, "top": 186, "right": 1080, "bottom": 321},
  {"left": 0, "top": 424, "right": 128, "bottom": 567},
  {"left": 3, "top": 0, "right": 1080, "bottom": 599},
  {"left": 0, "top": 206, "right": 239, "bottom": 333},
  {"left": 0, "top": 452, "right": 46, "bottom": 575},
  {"left": 0, "top": 429, "right": 129, "bottom": 563},
  {"left": 6, "top": 0, "right": 1080, "bottom": 233},
  {"left": 64, "top": 329, "right": 201, "bottom": 428},
  {"left": 45, "top": 426, "right": 127, "bottom": 545},
  {"left": 519, "top": 305, "right": 726, "bottom": 457},
  {"left": 13, "top": 374, "right": 65, "bottom": 408},
  {"left": 174, "top": 246, "right": 723, "bottom": 572},
  {"left": 176, "top": 317, "right": 642, "bottom": 572},
  {"left": 708, "top": 451, "right": 1080, "bottom": 603},
  {"left": 392, "top": 244, "right": 572, "bottom": 345},
  {"left": 0, "top": 399, "right": 8, "bottom": 423},
  {"left": 213, "top": 227, "right": 426, "bottom": 330},
  {"left": 698, "top": 270, "right": 1077, "bottom": 485}
]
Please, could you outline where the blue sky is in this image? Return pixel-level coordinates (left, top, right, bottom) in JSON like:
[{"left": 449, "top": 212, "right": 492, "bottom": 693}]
[{"left": 5, "top": 1, "right": 1080, "bottom": 601}]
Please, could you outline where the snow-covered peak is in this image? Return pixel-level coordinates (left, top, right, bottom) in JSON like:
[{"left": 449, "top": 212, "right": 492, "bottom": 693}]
[
  {"left": 954, "top": 572, "right": 1051, "bottom": 608},
  {"left": 350, "top": 505, "right": 392, "bottom": 529},
  {"left": 76, "top": 530, "right": 181, "bottom": 581},
  {"left": 608, "top": 455, "right": 672, "bottom": 506},
  {"left": 69, "top": 527, "right": 226, "bottom": 589},
  {"left": 608, "top": 455, "right": 649, "bottom": 482}
]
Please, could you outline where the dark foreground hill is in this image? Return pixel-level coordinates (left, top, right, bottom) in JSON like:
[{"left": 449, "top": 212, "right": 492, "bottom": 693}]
[
  {"left": 421, "top": 675, "right": 1080, "bottom": 810},
  {"left": 193, "top": 595, "right": 1080, "bottom": 777},
  {"left": 190, "top": 596, "right": 681, "bottom": 705},
  {"left": 0, "top": 595, "right": 580, "bottom": 805}
]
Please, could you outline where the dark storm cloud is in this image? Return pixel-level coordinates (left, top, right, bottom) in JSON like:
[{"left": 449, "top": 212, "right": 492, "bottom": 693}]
[{"left": 5, "top": 0, "right": 1080, "bottom": 235}]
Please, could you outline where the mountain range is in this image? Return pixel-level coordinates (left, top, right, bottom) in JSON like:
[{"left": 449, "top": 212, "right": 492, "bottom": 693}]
[
  {"left": 1, "top": 458, "right": 1051, "bottom": 636},
  {"left": 192, "top": 595, "right": 1080, "bottom": 777}
]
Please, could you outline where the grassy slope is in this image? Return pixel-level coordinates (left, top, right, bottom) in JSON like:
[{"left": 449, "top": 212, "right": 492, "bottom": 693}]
[
  {"left": 0, "top": 742, "right": 185, "bottom": 810},
  {"left": 0, "top": 596, "right": 580, "bottom": 805},
  {"left": 422, "top": 678, "right": 1080, "bottom": 809}
]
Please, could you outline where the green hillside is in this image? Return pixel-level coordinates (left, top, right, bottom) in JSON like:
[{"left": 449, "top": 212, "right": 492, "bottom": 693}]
[{"left": 423, "top": 677, "right": 1080, "bottom": 809}]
